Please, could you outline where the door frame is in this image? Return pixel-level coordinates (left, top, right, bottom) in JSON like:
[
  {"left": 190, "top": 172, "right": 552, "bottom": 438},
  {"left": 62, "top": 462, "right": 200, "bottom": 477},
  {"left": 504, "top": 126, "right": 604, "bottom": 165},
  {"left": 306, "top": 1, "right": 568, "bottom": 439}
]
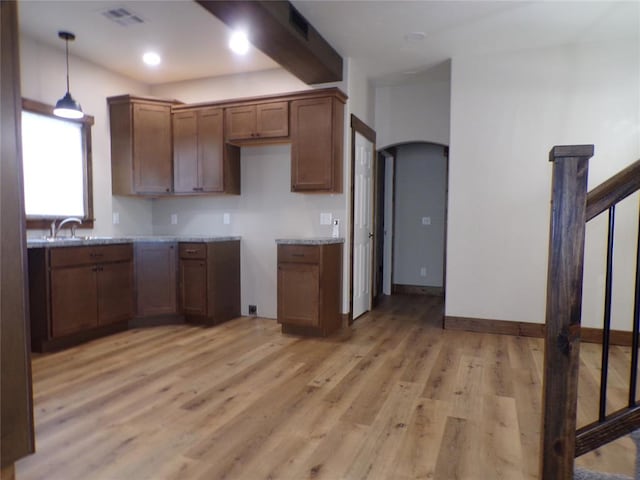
[{"left": 348, "top": 114, "right": 376, "bottom": 325}]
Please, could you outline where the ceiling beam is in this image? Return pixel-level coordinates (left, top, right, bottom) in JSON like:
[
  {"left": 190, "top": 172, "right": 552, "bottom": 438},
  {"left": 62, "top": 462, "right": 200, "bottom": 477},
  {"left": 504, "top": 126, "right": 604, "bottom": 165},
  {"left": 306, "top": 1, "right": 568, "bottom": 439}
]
[{"left": 196, "top": 0, "right": 343, "bottom": 84}]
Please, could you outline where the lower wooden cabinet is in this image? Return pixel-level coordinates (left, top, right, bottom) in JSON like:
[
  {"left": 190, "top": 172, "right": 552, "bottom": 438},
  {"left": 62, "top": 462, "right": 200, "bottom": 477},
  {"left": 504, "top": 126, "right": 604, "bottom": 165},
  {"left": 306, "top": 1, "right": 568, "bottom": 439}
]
[
  {"left": 134, "top": 242, "right": 177, "bottom": 317},
  {"left": 178, "top": 241, "right": 240, "bottom": 324},
  {"left": 28, "top": 244, "right": 134, "bottom": 352},
  {"left": 277, "top": 242, "right": 342, "bottom": 336}
]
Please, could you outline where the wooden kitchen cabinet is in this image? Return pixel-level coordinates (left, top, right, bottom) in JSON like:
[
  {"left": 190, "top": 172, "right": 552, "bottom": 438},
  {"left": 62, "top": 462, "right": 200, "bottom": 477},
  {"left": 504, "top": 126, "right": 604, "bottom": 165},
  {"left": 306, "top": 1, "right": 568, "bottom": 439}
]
[
  {"left": 178, "top": 241, "right": 240, "bottom": 325},
  {"left": 108, "top": 95, "right": 175, "bottom": 195},
  {"left": 28, "top": 244, "right": 134, "bottom": 351},
  {"left": 225, "top": 101, "right": 288, "bottom": 142},
  {"left": 134, "top": 242, "right": 177, "bottom": 317},
  {"left": 277, "top": 242, "right": 342, "bottom": 336},
  {"left": 290, "top": 95, "right": 344, "bottom": 193},
  {"left": 172, "top": 106, "right": 240, "bottom": 194}
]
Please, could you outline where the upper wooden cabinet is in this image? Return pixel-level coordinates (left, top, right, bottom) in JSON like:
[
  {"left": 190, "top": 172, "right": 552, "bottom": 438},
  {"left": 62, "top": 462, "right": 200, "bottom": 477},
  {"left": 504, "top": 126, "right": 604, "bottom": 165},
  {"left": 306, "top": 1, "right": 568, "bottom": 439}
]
[
  {"left": 108, "top": 88, "right": 346, "bottom": 196},
  {"left": 225, "top": 101, "right": 288, "bottom": 142},
  {"left": 290, "top": 95, "right": 344, "bottom": 193},
  {"left": 108, "top": 95, "right": 175, "bottom": 195},
  {"left": 173, "top": 107, "right": 240, "bottom": 195}
]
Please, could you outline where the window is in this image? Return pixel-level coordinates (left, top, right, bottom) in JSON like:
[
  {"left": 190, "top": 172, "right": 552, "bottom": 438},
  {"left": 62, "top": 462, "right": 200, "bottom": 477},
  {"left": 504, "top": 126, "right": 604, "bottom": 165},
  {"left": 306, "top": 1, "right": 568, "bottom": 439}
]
[{"left": 21, "top": 98, "right": 94, "bottom": 229}]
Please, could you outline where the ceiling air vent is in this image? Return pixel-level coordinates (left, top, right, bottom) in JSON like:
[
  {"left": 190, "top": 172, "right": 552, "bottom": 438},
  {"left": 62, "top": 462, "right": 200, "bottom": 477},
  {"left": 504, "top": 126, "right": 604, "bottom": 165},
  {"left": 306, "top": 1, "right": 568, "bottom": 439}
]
[
  {"left": 288, "top": 5, "right": 309, "bottom": 40},
  {"left": 101, "top": 7, "right": 144, "bottom": 27}
]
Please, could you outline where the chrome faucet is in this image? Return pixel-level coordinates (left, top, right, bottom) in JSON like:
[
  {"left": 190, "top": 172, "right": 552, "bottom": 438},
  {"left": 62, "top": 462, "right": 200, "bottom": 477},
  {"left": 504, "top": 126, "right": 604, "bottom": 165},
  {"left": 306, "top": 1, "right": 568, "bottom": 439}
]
[{"left": 50, "top": 217, "right": 83, "bottom": 239}]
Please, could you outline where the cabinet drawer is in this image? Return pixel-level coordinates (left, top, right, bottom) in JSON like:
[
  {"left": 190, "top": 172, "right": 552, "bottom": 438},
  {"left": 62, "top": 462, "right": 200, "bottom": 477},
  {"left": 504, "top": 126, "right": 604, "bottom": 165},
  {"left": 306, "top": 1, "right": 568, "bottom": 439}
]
[
  {"left": 278, "top": 245, "right": 320, "bottom": 264},
  {"left": 179, "top": 243, "right": 207, "bottom": 259},
  {"left": 50, "top": 244, "right": 133, "bottom": 267}
]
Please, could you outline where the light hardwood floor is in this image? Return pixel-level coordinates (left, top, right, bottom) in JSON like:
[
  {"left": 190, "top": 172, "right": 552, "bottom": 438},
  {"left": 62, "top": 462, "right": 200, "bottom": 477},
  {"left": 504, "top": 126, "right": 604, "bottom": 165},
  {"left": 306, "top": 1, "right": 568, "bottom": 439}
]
[{"left": 16, "top": 295, "right": 637, "bottom": 479}]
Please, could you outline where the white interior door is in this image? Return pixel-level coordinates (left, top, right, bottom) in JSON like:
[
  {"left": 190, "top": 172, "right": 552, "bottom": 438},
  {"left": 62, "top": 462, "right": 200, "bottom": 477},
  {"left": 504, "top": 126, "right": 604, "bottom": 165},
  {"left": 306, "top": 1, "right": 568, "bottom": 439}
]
[{"left": 353, "top": 132, "right": 374, "bottom": 319}]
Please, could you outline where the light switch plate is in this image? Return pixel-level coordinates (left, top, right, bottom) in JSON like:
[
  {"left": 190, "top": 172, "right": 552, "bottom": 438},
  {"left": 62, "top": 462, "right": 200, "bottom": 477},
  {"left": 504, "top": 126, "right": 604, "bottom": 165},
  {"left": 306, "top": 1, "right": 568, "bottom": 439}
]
[
  {"left": 320, "top": 212, "right": 332, "bottom": 225},
  {"left": 170, "top": 213, "right": 178, "bottom": 225},
  {"left": 112, "top": 212, "right": 120, "bottom": 225},
  {"left": 420, "top": 267, "right": 427, "bottom": 277},
  {"left": 223, "top": 213, "right": 231, "bottom": 225},
  {"left": 422, "top": 216, "right": 431, "bottom": 226}
]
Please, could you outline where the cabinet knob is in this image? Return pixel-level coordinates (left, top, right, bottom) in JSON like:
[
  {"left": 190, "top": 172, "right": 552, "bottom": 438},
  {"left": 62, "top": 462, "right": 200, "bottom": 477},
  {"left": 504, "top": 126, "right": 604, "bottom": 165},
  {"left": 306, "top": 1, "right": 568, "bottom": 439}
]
[{"left": 166, "top": 188, "right": 171, "bottom": 192}]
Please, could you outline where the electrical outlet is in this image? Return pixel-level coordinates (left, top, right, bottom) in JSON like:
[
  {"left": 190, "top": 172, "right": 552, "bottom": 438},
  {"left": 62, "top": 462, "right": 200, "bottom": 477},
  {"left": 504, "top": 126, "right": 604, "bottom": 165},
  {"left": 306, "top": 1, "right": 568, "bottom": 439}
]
[
  {"left": 420, "top": 267, "right": 427, "bottom": 277},
  {"left": 248, "top": 305, "right": 257, "bottom": 316},
  {"left": 422, "top": 216, "right": 431, "bottom": 226},
  {"left": 112, "top": 212, "right": 120, "bottom": 225},
  {"left": 320, "top": 212, "right": 332, "bottom": 225},
  {"left": 170, "top": 213, "right": 178, "bottom": 225}
]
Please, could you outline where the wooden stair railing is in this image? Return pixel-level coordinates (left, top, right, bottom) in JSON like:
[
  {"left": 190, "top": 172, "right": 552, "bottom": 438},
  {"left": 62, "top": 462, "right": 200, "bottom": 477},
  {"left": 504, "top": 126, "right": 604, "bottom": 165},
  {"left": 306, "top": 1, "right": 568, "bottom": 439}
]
[{"left": 541, "top": 145, "right": 640, "bottom": 480}]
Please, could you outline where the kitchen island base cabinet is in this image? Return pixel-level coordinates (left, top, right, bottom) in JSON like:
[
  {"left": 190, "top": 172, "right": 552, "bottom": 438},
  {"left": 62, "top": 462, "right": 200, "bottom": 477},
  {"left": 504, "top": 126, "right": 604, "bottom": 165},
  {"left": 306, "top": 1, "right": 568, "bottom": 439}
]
[
  {"left": 277, "top": 242, "right": 342, "bottom": 337},
  {"left": 28, "top": 244, "right": 134, "bottom": 352},
  {"left": 179, "top": 241, "right": 240, "bottom": 325}
]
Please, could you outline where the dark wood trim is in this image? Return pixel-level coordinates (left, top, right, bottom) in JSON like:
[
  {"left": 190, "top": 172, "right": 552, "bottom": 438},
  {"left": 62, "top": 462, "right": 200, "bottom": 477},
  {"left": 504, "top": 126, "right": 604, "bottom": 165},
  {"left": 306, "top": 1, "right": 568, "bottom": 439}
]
[
  {"left": 197, "top": 1, "right": 343, "bottom": 84},
  {"left": 22, "top": 98, "right": 96, "bottom": 230},
  {"left": 22, "top": 98, "right": 95, "bottom": 126},
  {"left": 581, "top": 327, "right": 635, "bottom": 347},
  {"left": 348, "top": 115, "right": 377, "bottom": 325},
  {"left": 392, "top": 284, "right": 444, "bottom": 297},
  {"left": 540, "top": 144, "right": 592, "bottom": 479},
  {"left": 350, "top": 114, "right": 376, "bottom": 143},
  {"left": 1, "top": 0, "right": 36, "bottom": 466},
  {"left": 444, "top": 316, "right": 545, "bottom": 338},
  {"left": 586, "top": 158, "right": 640, "bottom": 221},
  {"left": 575, "top": 406, "right": 640, "bottom": 457},
  {"left": 1, "top": 464, "right": 15, "bottom": 480},
  {"left": 444, "top": 316, "right": 634, "bottom": 347}
]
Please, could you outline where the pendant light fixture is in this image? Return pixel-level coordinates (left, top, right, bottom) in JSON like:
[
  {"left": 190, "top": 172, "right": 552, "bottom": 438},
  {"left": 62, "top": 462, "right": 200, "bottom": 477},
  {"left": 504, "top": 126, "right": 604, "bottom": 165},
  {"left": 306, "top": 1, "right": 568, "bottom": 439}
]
[{"left": 53, "top": 31, "right": 84, "bottom": 119}]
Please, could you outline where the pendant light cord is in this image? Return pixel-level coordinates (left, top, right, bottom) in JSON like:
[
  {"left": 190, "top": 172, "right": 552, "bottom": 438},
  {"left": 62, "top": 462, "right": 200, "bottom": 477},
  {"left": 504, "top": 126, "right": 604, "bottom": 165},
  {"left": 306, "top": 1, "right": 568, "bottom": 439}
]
[{"left": 65, "top": 37, "right": 70, "bottom": 93}]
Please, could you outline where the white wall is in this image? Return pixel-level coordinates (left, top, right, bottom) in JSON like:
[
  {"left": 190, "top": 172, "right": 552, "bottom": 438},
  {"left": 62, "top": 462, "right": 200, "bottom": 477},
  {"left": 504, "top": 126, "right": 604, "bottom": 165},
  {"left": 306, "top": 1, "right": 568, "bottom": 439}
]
[
  {"left": 393, "top": 143, "right": 447, "bottom": 288},
  {"left": 150, "top": 68, "right": 308, "bottom": 103},
  {"left": 20, "top": 35, "right": 154, "bottom": 237},
  {"left": 447, "top": 40, "right": 640, "bottom": 330},
  {"left": 375, "top": 61, "right": 451, "bottom": 149}
]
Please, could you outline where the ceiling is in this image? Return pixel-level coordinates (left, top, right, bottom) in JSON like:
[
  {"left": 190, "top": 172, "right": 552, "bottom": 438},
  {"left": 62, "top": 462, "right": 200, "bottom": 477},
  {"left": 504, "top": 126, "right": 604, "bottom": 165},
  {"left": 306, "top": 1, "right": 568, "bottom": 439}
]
[{"left": 18, "top": 0, "right": 639, "bottom": 87}]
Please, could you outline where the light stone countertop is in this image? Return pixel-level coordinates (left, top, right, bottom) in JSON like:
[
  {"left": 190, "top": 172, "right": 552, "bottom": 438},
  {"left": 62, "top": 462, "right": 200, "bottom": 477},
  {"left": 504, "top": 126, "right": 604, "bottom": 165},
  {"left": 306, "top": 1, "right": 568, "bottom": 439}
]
[
  {"left": 26, "top": 235, "right": 241, "bottom": 249},
  {"left": 275, "top": 237, "right": 345, "bottom": 245}
]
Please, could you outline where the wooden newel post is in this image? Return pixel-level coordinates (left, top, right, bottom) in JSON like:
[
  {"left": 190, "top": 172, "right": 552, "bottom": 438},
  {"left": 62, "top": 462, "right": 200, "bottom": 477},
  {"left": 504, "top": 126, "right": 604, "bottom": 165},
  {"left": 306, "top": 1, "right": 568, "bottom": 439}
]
[{"left": 540, "top": 145, "right": 594, "bottom": 479}]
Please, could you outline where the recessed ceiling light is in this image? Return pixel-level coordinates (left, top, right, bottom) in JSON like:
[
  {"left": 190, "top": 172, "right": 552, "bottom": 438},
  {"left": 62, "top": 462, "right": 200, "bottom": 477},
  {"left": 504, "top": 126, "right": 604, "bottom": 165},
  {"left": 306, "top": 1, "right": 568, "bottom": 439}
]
[
  {"left": 142, "top": 52, "right": 161, "bottom": 66},
  {"left": 229, "top": 30, "right": 249, "bottom": 55}
]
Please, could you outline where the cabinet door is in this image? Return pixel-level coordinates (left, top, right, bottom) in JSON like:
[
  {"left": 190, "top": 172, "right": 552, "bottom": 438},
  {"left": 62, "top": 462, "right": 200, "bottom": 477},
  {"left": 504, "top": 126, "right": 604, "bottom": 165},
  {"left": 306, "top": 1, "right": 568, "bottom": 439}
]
[
  {"left": 98, "top": 261, "right": 134, "bottom": 325},
  {"left": 225, "top": 105, "right": 256, "bottom": 140},
  {"left": 198, "top": 107, "right": 224, "bottom": 192},
  {"left": 173, "top": 110, "right": 199, "bottom": 193},
  {"left": 133, "top": 103, "right": 173, "bottom": 193},
  {"left": 135, "top": 243, "right": 177, "bottom": 316},
  {"left": 256, "top": 102, "right": 288, "bottom": 138},
  {"left": 290, "top": 97, "right": 334, "bottom": 191},
  {"left": 277, "top": 263, "right": 320, "bottom": 327},
  {"left": 179, "top": 259, "right": 207, "bottom": 316},
  {"left": 50, "top": 265, "right": 98, "bottom": 337}
]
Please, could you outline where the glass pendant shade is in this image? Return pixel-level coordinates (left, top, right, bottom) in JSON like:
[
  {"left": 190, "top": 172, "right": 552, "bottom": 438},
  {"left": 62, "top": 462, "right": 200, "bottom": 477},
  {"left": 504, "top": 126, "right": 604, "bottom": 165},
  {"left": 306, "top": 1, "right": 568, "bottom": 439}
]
[
  {"left": 54, "top": 92, "right": 83, "bottom": 119},
  {"left": 54, "top": 31, "right": 83, "bottom": 120}
]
